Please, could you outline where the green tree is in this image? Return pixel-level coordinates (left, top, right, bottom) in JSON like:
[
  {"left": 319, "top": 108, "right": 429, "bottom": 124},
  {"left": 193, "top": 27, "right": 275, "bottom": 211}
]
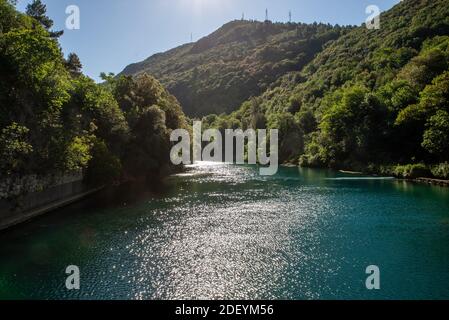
[
  {"left": 26, "top": 0, "right": 63, "bottom": 38},
  {"left": 0, "top": 0, "right": 27, "bottom": 34},
  {"left": 422, "top": 110, "right": 449, "bottom": 159},
  {"left": 125, "top": 105, "right": 170, "bottom": 180},
  {"left": 267, "top": 112, "right": 303, "bottom": 163},
  {"left": 0, "top": 0, "right": 188, "bottom": 190},
  {"left": 320, "top": 86, "right": 388, "bottom": 166},
  {"left": 63, "top": 136, "right": 93, "bottom": 171},
  {"left": 395, "top": 71, "right": 449, "bottom": 161},
  {"left": 0, "top": 123, "right": 33, "bottom": 176},
  {"left": 85, "top": 139, "right": 122, "bottom": 186},
  {"left": 1, "top": 26, "right": 72, "bottom": 173},
  {"left": 398, "top": 48, "right": 448, "bottom": 89},
  {"left": 65, "top": 53, "right": 83, "bottom": 77}
]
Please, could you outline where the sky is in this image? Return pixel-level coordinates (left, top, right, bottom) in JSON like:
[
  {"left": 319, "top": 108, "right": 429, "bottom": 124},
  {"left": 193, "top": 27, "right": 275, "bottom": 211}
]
[{"left": 17, "top": 0, "right": 401, "bottom": 82}]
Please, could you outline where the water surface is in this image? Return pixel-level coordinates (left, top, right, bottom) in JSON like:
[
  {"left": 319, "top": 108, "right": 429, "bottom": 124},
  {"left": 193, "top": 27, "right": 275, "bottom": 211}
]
[{"left": 1, "top": 163, "right": 449, "bottom": 299}]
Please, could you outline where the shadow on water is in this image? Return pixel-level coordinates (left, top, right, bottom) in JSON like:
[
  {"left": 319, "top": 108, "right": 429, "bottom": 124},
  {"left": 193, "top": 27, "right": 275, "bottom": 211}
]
[{"left": 89, "top": 179, "right": 174, "bottom": 209}]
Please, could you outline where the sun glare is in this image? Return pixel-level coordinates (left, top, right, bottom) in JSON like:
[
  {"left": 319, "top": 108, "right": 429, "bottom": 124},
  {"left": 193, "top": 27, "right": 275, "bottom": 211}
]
[{"left": 177, "top": 0, "right": 230, "bottom": 15}]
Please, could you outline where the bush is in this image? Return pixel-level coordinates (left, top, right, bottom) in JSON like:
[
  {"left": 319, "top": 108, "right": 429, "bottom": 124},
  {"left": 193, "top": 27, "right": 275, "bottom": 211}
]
[
  {"left": 393, "top": 164, "right": 431, "bottom": 179},
  {"left": 422, "top": 110, "right": 449, "bottom": 157},
  {"left": 64, "top": 136, "right": 93, "bottom": 172},
  {"left": 431, "top": 162, "right": 449, "bottom": 179},
  {"left": 0, "top": 123, "right": 33, "bottom": 176}
]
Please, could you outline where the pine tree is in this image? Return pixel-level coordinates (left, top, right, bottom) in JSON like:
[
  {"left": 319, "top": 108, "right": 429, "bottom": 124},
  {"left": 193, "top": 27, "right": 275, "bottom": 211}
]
[
  {"left": 26, "top": 0, "right": 63, "bottom": 38},
  {"left": 65, "top": 53, "right": 83, "bottom": 77}
]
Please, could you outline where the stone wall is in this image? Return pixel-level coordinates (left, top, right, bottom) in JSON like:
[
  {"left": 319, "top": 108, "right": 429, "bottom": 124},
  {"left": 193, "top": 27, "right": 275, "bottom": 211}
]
[{"left": 0, "top": 172, "right": 99, "bottom": 230}]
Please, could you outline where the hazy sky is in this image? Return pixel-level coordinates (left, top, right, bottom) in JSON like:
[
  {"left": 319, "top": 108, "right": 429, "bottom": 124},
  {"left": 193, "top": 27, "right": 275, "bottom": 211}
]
[{"left": 16, "top": 0, "right": 400, "bottom": 81}]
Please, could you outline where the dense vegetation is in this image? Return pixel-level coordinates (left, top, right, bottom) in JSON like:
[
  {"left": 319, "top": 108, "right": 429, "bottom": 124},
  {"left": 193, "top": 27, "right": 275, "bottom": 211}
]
[
  {"left": 2, "top": 0, "right": 448, "bottom": 187},
  {"left": 0, "top": 0, "right": 187, "bottom": 188},
  {"left": 202, "top": 0, "right": 449, "bottom": 179},
  {"left": 121, "top": 20, "right": 352, "bottom": 117}
]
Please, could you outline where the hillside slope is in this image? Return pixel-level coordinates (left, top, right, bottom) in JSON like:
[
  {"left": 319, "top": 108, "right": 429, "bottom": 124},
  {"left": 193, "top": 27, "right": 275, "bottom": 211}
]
[
  {"left": 121, "top": 20, "right": 350, "bottom": 116},
  {"left": 206, "top": 0, "right": 449, "bottom": 177}
]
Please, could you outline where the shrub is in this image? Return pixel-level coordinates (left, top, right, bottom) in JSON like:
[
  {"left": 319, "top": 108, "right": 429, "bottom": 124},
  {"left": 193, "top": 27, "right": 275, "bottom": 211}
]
[
  {"left": 64, "top": 136, "right": 93, "bottom": 172},
  {"left": 422, "top": 110, "right": 449, "bottom": 157},
  {"left": 0, "top": 123, "right": 33, "bottom": 176},
  {"left": 393, "top": 164, "right": 431, "bottom": 179},
  {"left": 431, "top": 162, "right": 449, "bottom": 180}
]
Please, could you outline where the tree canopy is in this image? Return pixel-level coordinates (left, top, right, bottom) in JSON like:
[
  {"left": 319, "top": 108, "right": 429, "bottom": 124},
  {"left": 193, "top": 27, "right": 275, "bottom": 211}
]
[{"left": 0, "top": 0, "right": 187, "bottom": 187}]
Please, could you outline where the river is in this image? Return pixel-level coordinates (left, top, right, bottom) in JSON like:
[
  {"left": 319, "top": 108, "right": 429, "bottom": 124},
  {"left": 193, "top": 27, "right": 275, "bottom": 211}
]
[{"left": 1, "top": 162, "right": 449, "bottom": 300}]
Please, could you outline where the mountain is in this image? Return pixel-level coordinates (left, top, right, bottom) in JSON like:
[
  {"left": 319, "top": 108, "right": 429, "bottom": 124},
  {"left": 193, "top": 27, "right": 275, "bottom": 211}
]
[
  {"left": 204, "top": 0, "right": 449, "bottom": 178},
  {"left": 120, "top": 20, "right": 350, "bottom": 117}
]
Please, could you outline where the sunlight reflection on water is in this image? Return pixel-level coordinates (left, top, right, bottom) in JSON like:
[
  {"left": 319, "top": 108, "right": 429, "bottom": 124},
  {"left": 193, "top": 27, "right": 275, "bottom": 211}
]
[
  {"left": 1, "top": 162, "right": 449, "bottom": 299},
  {"left": 126, "top": 162, "right": 329, "bottom": 299}
]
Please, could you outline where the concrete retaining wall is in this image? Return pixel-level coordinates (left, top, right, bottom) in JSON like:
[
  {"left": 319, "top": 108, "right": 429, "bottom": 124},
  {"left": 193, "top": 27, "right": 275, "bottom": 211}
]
[{"left": 0, "top": 172, "right": 100, "bottom": 231}]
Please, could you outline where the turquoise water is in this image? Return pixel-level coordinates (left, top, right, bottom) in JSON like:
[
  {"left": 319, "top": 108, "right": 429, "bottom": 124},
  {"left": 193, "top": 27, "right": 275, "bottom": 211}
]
[{"left": 1, "top": 163, "right": 449, "bottom": 300}]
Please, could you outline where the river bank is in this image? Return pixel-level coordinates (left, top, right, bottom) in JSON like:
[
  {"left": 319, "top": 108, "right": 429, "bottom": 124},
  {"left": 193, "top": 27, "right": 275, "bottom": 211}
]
[
  {"left": 338, "top": 169, "right": 449, "bottom": 187},
  {"left": 406, "top": 177, "right": 449, "bottom": 187},
  {"left": 0, "top": 165, "right": 182, "bottom": 232},
  {"left": 282, "top": 163, "right": 449, "bottom": 188},
  {"left": 0, "top": 172, "right": 103, "bottom": 231},
  {"left": 0, "top": 187, "right": 102, "bottom": 231}
]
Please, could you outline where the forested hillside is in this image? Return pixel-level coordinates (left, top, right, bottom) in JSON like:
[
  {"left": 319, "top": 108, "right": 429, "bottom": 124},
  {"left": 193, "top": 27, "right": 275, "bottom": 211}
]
[
  {"left": 2, "top": 0, "right": 448, "bottom": 184},
  {"left": 205, "top": 0, "right": 449, "bottom": 179},
  {"left": 0, "top": 0, "right": 187, "bottom": 188},
  {"left": 121, "top": 20, "right": 352, "bottom": 116}
]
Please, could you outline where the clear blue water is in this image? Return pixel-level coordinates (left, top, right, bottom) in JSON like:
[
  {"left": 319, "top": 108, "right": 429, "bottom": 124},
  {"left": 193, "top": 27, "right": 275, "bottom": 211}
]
[{"left": 1, "top": 163, "right": 449, "bottom": 300}]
